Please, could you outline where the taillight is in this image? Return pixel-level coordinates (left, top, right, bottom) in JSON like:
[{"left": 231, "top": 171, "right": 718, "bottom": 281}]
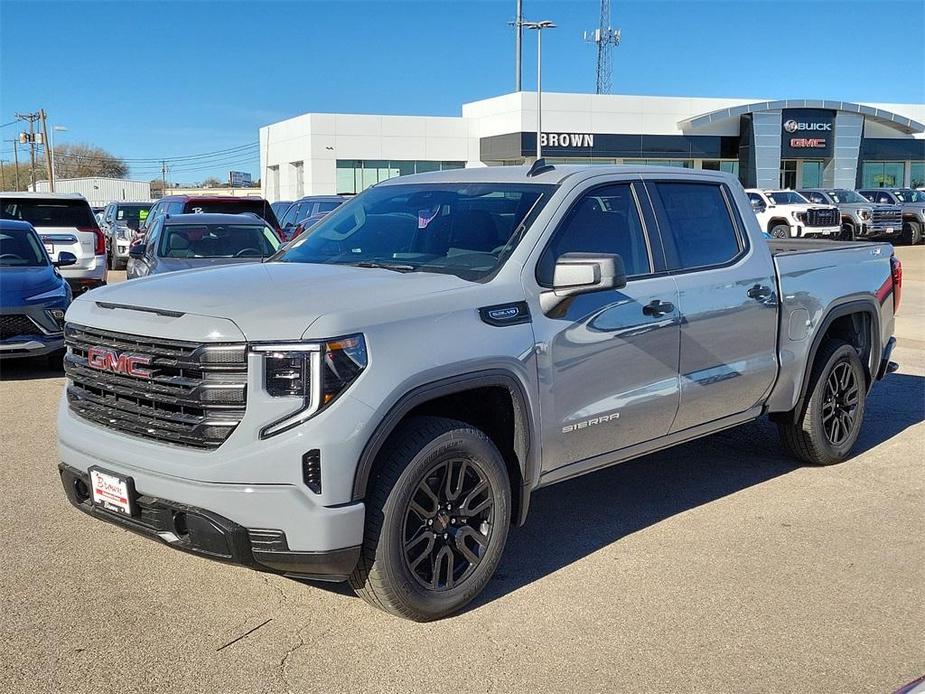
[
  {"left": 890, "top": 254, "right": 903, "bottom": 313},
  {"left": 79, "top": 226, "right": 106, "bottom": 255}
]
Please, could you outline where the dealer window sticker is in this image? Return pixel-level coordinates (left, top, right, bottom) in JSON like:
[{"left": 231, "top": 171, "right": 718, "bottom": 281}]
[{"left": 418, "top": 206, "right": 442, "bottom": 229}]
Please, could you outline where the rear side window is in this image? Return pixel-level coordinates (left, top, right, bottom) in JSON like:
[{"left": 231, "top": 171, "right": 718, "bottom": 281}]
[
  {"left": 649, "top": 182, "right": 743, "bottom": 271},
  {"left": 1, "top": 198, "right": 95, "bottom": 228},
  {"left": 537, "top": 183, "right": 651, "bottom": 285},
  {"left": 316, "top": 200, "right": 343, "bottom": 214}
]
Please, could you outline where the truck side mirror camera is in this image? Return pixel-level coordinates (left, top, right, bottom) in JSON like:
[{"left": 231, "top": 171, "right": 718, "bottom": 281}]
[
  {"left": 53, "top": 251, "right": 77, "bottom": 268},
  {"left": 128, "top": 243, "right": 146, "bottom": 258},
  {"left": 540, "top": 252, "right": 626, "bottom": 314}
]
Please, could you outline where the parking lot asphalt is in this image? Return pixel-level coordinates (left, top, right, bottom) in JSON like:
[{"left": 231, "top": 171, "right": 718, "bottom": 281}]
[{"left": 1, "top": 249, "right": 923, "bottom": 694}]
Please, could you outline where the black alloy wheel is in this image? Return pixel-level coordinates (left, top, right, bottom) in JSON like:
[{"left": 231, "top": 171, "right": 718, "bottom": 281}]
[
  {"left": 821, "top": 360, "right": 860, "bottom": 446},
  {"left": 402, "top": 458, "right": 494, "bottom": 591}
]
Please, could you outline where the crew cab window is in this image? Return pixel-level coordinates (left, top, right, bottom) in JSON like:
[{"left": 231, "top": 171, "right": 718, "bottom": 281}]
[
  {"left": 802, "top": 191, "right": 827, "bottom": 204},
  {"left": 537, "top": 183, "right": 650, "bottom": 284},
  {"left": 650, "top": 182, "right": 743, "bottom": 270}
]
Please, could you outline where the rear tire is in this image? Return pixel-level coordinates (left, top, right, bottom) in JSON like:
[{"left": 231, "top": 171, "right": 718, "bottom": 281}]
[
  {"left": 350, "top": 416, "right": 511, "bottom": 621},
  {"left": 770, "top": 223, "right": 790, "bottom": 239},
  {"left": 777, "top": 339, "right": 866, "bottom": 466}
]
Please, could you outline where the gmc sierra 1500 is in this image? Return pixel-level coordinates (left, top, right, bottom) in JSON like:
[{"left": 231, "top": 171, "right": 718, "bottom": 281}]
[{"left": 58, "top": 164, "right": 901, "bottom": 621}]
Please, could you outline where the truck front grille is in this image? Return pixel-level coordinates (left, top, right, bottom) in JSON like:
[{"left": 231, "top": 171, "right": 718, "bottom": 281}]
[
  {"left": 64, "top": 323, "right": 247, "bottom": 449},
  {"left": 0, "top": 315, "right": 42, "bottom": 339},
  {"left": 805, "top": 207, "right": 840, "bottom": 228},
  {"left": 871, "top": 206, "right": 902, "bottom": 230}
]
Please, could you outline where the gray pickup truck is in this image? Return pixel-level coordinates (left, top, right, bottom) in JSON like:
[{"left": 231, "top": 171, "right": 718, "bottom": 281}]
[
  {"left": 57, "top": 165, "right": 901, "bottom": 621},
  {"left": 858, "top": 188, "right": 925, "bottom": 245},
  {"left": 799, "top": 188, "right": 903, "bottom": 242}
]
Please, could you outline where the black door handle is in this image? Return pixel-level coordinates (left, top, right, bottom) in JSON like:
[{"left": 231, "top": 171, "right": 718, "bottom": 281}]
[
  {"left": 643, "top": 299, "right": 675, "bottom": 317},
  {"left": 747, "top": 284, "right": 772, "bottom": 301}
]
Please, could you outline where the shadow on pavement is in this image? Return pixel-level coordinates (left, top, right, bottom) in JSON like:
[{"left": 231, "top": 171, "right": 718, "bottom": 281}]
[
  {"left": 471, "top": 370, "right": 924, "bottom": 611},
  {"left": 0, "top": 355, "right": 65, "bottom": 382}
]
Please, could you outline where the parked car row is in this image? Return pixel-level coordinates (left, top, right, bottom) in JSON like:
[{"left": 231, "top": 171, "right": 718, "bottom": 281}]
[{"left": 745, "top": 187, "right": 924, "bottom": 244}]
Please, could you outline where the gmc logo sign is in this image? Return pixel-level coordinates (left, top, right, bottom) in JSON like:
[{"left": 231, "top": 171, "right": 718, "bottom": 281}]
[
  {"left": 790, "top": 137, "right": 827, "bottom": 149},
  {"left": 87, "top": 346, "right": 153, "bottom": 378}
]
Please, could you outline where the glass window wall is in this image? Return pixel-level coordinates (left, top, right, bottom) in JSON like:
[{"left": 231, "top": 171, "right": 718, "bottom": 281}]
[
  {"left": 335, "top": 160, "right": 466, "bottom": 194},
  {"left": 862, "top": 161, "right": 905, "bottom": 188}
]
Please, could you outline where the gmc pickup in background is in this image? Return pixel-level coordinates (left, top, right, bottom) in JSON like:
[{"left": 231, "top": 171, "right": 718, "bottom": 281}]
[{"left": 58, "top": 164, "right": 901, "bottom": 621}]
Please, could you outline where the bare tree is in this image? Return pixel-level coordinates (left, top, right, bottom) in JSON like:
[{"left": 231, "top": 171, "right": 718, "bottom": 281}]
[
  {"left": 54, "top": 143, "right": 128, "bottom": 179},
  {"left": 201, "top": 176, "right": 223, "bottom": 188}
]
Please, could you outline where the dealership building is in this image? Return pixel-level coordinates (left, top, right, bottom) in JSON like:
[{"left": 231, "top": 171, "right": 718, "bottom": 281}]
[{"left": 259, "top": 92, "right": 925, "bottom": 200}]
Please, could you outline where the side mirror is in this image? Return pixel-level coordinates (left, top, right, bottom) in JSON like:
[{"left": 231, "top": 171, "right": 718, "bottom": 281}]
[
  {"left": 128, "top": 243, "right": 146, "bottom": 258},
  {"left": 540, "top": 253, "right": 626, "bottom": 314},
  {"left": 751, "top": 199, "right": 766, "bottom": 213},
  {"left": 53, "top": 251, "right": 77, "bottom": 268}
]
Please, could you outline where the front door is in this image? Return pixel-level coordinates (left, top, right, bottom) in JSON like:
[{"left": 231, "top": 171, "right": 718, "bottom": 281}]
[{"left": 529, "top": 181, "right": 681, "bottom": 473}]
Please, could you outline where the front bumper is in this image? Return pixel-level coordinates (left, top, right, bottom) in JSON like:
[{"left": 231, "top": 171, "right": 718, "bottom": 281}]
[
  {"left": 800, "top": 224, "right": 841, "bottom": 237},
  {"left": 59, "top": 463, "right": 361, "bottom": 581},
  {"left": 0, "top": 306, "right": 65, "bottom": 359}
]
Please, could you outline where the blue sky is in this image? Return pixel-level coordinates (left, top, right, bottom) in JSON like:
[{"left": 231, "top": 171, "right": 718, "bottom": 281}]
[{"left": 1, "top": 0, "right": 923, "bottom": 182}]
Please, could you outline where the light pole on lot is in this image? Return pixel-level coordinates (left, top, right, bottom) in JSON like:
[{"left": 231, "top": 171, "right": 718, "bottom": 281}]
[
  {"left": 524, "top": 20, "right": 556, "bottom": 160},
  {"left": 50, "top": 125, "right": 67, "bottom": 187}
]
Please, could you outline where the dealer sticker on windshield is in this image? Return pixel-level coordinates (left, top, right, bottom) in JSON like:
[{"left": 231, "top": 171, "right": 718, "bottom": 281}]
[{"left": 89, "top": 467, "right": 136, "bottom": 516}]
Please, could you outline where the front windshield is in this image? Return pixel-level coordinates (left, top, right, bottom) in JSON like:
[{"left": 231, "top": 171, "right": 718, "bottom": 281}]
[
  {"left": 0, "top": 226, "right": 48, "bottom": 267},
  {"left": 768, "top": 191, "right": 809, "bottom": 205},
  {"left": 893, "top": 189, "right": 925, "bottom": 203},
  {"left": 831, "top": 190, "right": 868, "bottom": 204},
  {"left": 159, "top": 223, "right": 280, "bottom": 258},
  {"left": 274, "top": 183, "right": 554, "bottom": 280}
]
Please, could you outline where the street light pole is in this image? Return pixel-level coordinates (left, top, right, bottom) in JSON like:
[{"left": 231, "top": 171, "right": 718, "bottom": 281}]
[
  {"left": 51, "top": 125, "right": 67, "bottom": 185},
  {"left": 524, "top": 20, "right": 556, "bottom": 160}
]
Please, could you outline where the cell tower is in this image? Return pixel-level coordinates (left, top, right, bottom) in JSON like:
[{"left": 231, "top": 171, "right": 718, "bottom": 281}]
[{"left": 583, "top": 0, "right": 622, "bottom": 94}]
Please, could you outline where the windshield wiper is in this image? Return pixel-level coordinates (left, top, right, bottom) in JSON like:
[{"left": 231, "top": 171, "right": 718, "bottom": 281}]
[{"left": 352, "top": 261, "right": 417, "bottom": 273}]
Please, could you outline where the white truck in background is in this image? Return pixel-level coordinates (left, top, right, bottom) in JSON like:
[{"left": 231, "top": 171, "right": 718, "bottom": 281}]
[{"left": 746, "top": 189, "right": 842, "bottom": 239}]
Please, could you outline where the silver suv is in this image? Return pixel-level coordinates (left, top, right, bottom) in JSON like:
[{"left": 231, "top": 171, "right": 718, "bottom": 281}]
[{"left": 1, "top": 192, "right": 107, "bottom": 293}]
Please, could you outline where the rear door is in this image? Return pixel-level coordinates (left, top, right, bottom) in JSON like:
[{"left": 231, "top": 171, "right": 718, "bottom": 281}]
[
  {"left": 529, "top": 178, "right": 682, "bottom": 473},
  {"left": 645, "top": 178, "right": 778, "bottom": 431}
]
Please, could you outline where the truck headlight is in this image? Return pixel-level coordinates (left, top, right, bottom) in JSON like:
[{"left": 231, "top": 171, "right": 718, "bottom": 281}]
[
  {"left": 252, "top": 334, "right": 367, "bottom": 437},
  {"left": 791, "top": 211, "right": 805, "bottom": 222},
  {"left": 116, "top": 226, "right": 132, "bottom": 240},
  {"left": 859, "top": 209, "right": 871, "bottom": 220}
]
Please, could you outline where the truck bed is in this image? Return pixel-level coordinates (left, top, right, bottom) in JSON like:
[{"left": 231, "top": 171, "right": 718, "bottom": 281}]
[
  {"left": 767, "top": 238, "right": 883, "bottom": 255},
  {"left": 765, "top": 238, "right": 895, "bottom": 415}
]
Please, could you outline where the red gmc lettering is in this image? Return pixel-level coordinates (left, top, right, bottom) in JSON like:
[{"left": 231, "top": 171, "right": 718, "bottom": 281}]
[
  {"left": 790, "top": 137, "right": 827, "bottom": 148},
  {"left": 87, "top": 346, "right": 153, "bottom": 378}
]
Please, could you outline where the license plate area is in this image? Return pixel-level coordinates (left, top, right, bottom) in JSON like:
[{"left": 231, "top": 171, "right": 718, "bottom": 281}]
[{"left": 89, "top": 466, "right": 137, "bottom": 516}]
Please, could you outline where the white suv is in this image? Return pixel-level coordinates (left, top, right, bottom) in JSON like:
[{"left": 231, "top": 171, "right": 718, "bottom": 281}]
[
  {"left": 1, "top": 192, "right": 107, "bottom": 293},
  {"left": 745, "top": 189, "right": 841, "bottom": 239}
]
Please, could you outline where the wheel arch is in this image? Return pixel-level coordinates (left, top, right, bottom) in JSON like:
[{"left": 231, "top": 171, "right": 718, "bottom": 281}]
[
  {"left": 351, "top": 369, "right": 538, "bottom": 526},
  {"left": 787, "top": 298, "right": 881, "bottom": 422},
  {"left": 767, "top": 217, "right": 790, "bottom": 232}
]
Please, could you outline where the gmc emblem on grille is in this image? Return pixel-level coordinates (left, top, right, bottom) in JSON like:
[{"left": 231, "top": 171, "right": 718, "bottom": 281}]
[{"left": 87, "top": 346, "right": 153, "bottom": 378}]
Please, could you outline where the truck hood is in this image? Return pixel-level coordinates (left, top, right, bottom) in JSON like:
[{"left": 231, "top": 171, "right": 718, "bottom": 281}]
[
  {"left": 79, "top": 261, "right": 471, "bottom": 340},
  {"left": 151, "top": 257, "right": 267, "bottom": 274}
]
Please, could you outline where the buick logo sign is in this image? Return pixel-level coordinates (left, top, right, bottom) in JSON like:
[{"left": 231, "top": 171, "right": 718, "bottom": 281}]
[{"left": 784, "top": 119, "right": 831, "bottom": 133}]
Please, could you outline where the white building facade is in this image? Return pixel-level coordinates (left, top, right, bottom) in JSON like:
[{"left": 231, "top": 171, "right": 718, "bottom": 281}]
[{"left": 260, "top": 92, "right": 925, "bottom": 200}]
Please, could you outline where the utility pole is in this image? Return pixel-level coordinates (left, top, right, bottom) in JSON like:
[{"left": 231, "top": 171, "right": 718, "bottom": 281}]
[
  {"left": 7, "top": 139, "right": 21, "bottom": 190},
  {"left": 0, "top": 159, "right": 5, "bottom": 190},
  {"left": 15, "top": 111, "right": 42, "bottom": 190},
  {"left": 161, "top": 160, "right": 168, "bottom": 196},
  {"left": 39, "top": 109, "right": 54, "bottom": 192}
]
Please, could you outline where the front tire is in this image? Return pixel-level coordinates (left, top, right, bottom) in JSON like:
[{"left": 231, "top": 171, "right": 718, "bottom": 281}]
[
  {"left": 778, "top": 339, "right": 867, "bottom": 465},
  {"left": 770, "top": 223, "right": 790, "bottom": 239},
  {"left": 350, "top": 416, "right": 511, "bottom": 621},
  {"left": 902, "top": 220, "right": 922, "bottom": 245},
  {"left": 840, "top": 222, "right": 856, "bottom": 242}
]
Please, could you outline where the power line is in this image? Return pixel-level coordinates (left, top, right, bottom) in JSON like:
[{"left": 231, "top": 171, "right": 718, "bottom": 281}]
[{"left": 0, "top": 119, "right": 19, "bottom": 129}]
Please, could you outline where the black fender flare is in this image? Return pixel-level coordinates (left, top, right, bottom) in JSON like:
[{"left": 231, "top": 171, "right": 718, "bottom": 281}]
[
  {"left": 789, "top": 298, "right": 881, "bottom": 422},
  {"left": 351, "top": 369, "right": 539, "bottom": 526}
]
